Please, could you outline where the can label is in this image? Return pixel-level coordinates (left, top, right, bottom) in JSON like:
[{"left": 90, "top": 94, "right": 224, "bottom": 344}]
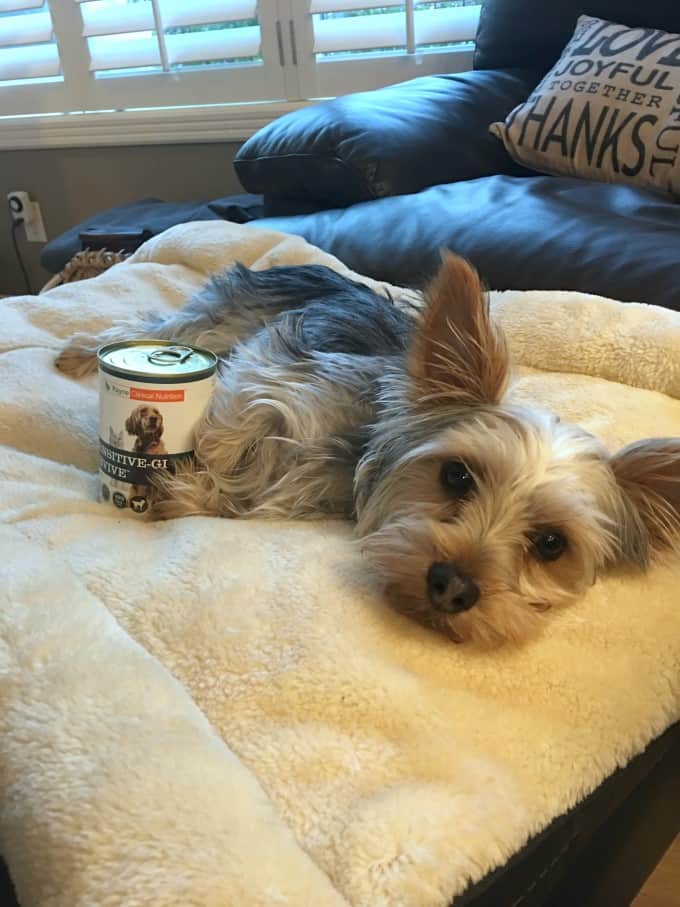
[{"left": 98, "top": 368, "right": 215, "bottom": 514}]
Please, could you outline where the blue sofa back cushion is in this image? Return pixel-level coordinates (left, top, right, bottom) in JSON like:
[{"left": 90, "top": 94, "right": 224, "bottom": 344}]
[{"left": 474, "top": 0, "right": 680, "bottom": 74}]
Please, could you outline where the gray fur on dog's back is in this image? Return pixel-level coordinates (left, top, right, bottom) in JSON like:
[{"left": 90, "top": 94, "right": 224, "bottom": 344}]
[{"left": 144, "top": 263, "right": 414, "bottom": 359}]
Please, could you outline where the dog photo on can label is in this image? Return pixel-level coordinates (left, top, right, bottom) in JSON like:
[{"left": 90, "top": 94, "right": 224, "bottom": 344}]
[{"left": 126, "top": 404, "right": 166, "bottom": 456}]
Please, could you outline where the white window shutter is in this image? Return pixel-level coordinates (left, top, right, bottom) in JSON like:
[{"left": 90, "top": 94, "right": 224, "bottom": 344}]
[
  {"left": 310, "top": 0, "right": 480, "bottom": 54},
  {"left": 0, "top": 0, "right": 289, "bottom": 115},
  {"left": 293, "top": 0, "right": 480, "bottom": 97},
  {"left": 78, "top": 0, "right": 263, "bottom": 75},
  {"left": 0, "top": 0, "right": 480, "bottom": 137},
  {"left": 0, "top": 1, "right": 60, "bottom": 82}
]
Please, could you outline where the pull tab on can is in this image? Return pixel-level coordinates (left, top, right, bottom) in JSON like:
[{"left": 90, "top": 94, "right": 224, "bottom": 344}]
[{"left": 147, "top": 346, "right": 195, "bottom": 366}]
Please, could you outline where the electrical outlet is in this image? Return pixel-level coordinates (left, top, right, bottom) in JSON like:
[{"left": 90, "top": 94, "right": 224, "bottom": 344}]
[
  {"left": 7, "top": 190, "right": 47, "bottom": 243},
  {"left": 7, "top": 190, "right": 30, "bottom": 222}
]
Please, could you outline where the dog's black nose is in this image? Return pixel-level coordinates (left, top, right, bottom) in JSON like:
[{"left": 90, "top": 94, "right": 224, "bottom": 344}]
[{"left": 427, "top": 562, "right": 479, "bottom": 613}]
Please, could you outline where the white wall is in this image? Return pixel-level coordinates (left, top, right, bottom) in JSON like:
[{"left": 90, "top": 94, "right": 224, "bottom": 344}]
[{"left": 0, "top": 142, "right": 245, "bottom": 295}]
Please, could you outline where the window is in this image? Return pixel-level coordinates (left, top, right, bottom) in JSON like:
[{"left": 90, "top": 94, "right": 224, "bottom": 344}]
[
  {"left": 76, "top": 0, "right": 286, "bottom": 103},
  {"left": 0, "top": 0, "right": 480, "bottom": 144},
  {"left": 292, "top": 1, "right": 480, "bottom": 97},
  {"left": 0, "top": 0, "right": 286, "bottom": 115}
]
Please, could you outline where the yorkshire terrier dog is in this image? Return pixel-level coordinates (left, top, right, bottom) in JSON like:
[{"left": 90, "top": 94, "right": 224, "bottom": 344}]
[{"left": 56, "top": 254, "right": 680, "bottom": 645}]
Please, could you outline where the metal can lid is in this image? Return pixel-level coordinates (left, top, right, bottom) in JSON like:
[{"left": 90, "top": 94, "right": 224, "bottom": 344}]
[{"left": 98, "top": 340, "right": 218, "bottom": 383}]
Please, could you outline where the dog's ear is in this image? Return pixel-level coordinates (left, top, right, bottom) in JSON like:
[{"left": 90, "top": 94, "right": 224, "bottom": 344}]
[
  {"left": 153, "top": 413, "right": 163, "bottom": 441},
  {"left": 408, "top": 252, "right": 509, "bottom": 406},
  {"left": 610, "top": 438, "right": 680, "bottom": 565},
  {"left": 125, "top": 409, "right": 139, "bottom": 436}
]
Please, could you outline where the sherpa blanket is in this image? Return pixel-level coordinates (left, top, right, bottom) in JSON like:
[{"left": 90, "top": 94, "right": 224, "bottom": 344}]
[{"left": 1, "top": 222, "right": 680, "bottom": 907}]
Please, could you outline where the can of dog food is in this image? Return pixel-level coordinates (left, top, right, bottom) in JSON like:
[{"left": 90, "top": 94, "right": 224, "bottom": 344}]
[{"left": 97, "top": 340, "right": 218, "bottom": 514}]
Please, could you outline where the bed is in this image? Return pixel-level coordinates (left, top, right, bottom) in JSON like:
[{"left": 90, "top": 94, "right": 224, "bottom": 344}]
[{"left": 1, "top": 222, "right": 679, "bottom": 906}]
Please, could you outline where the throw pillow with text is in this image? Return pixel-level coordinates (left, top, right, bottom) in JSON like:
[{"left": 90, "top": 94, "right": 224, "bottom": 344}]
[{"left": 490, "top": 15, "right": 680, "bottom": 199}]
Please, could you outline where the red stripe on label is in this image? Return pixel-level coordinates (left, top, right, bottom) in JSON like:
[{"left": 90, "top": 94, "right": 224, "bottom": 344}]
[{"left": 131, "top": 387, "right": 184, "bottom": 402}]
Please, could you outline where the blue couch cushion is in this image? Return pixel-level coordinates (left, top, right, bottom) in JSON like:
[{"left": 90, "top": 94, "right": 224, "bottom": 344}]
[{"left": 253, "top": 174, "right": 680, "bottom": 310}]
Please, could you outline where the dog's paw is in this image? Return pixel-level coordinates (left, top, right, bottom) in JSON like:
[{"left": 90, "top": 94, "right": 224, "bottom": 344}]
[{"left": 55, "top": 335, "right": 100, "bottom": 377}]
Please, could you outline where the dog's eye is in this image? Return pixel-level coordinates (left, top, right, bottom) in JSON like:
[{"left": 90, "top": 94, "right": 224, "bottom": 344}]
[
  {"left": 440, "top": 460, "right": 476, "bottom": 497},
  {"left": 531, "top": 529, "right": 568, "bottom": 562}
]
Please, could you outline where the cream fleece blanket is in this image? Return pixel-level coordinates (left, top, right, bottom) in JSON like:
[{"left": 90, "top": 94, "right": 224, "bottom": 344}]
[{"left": 1, "top": 222, "right": 679, "bottom": 907}]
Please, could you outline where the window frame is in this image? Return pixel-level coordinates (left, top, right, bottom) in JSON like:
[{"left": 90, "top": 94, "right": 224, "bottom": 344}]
[{"left": 0, "top": 0, "right": 478, "bottom": 148}]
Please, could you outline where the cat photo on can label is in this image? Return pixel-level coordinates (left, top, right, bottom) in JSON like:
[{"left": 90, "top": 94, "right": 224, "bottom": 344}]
[
  {"left": 109, "top": 426, "right": 125, "bottom": 449},
  {"left": 105, "top": 425, "right": 131, "bottom": 506}
]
